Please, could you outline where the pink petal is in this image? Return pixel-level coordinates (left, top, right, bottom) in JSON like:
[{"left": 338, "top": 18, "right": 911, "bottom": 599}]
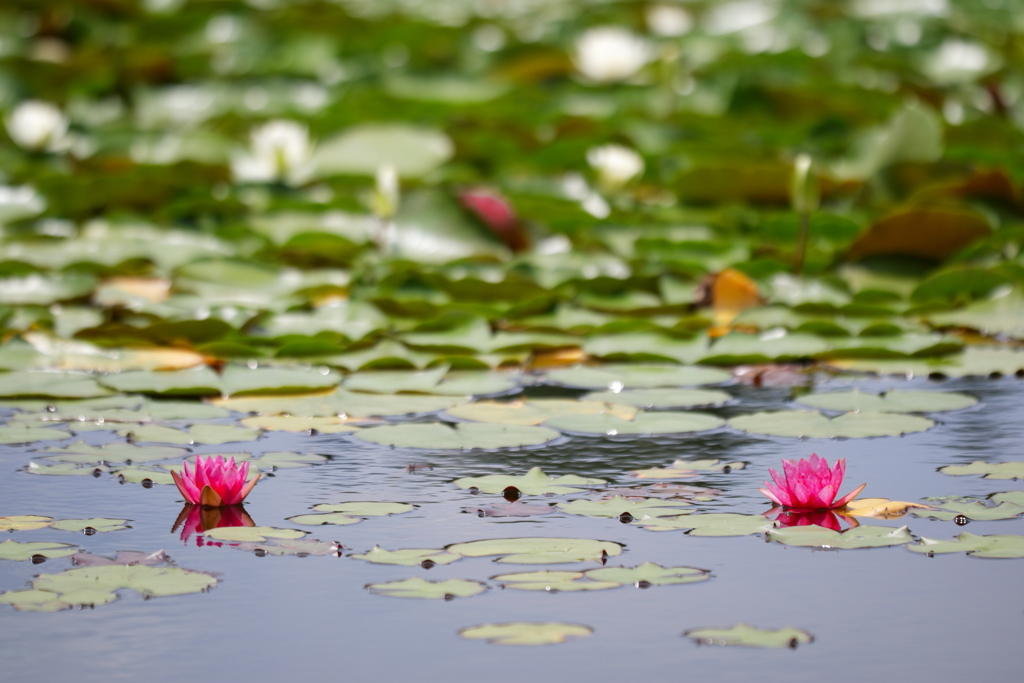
[{"left": 832, "top": 482, "right": 867, "bottom": 509}]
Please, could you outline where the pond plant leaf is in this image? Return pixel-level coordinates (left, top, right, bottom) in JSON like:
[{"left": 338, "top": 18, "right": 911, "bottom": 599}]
[
  {"left": 350, "top": 546, "right": 462, "bottom": 567},
  {"left": 49, "top": 518, "right": 131, "bottom": 533},
  {"left": 355, "top": 422, "right": 560, "bottom": 449},
  {"left": 26, "top": 462, "right": 109, "bottom": 476},
  {"left": 202, "top": 526, "right": 306, "bottom": 543},
  {"left": 939, "top": 461, "right": 1024, "bottom": 480},
  {"left": 841, "top": 499, "right": 933, "bottom": 520},
  {"left": 250, "top": 452, "right": 329, "bottom": 469},
  {"left": 114, "top": 467, "right": 176, "bottom": 485},
  {"left": 0, "top": 516, "right": 54, "bottom": 532},
  {"left": 636, "top": 513, "right": 777, "bottom": 536},
  {"left": 545, "top": 364, "right": 729, "bottom": 390},
  {"left": 310, "top": 501, "right": 414, "bottom": 516},
  {"left": 584, "top": 563, "right": 711, "bottom": 587},
  {"left": 0, "top": 372, "right": 113, "bottom": 399},
  {"left": 365, "top": 577, "right": 486, "bottom": 600},
  {"left": 767, "top": 524, "right": 913, "bottom": 549},
  {"left": 544, "top": 411, "right": 724, "bottom": 436},
  {"left": 907, "top": 532, "right": 1024, "bottom": 558},
  {"left": 239, "top": 415, "right": 364, "bottom": 433},
  {"left": 117, "top": 424, "right": 262, "bottom": 445},
  {"left": 911, "top": 499, "right": 1024, "bottom": 522},
  {"left": 630, "top": 459, "right": 745, "bottom": 479},
  {"left": 0, "top": 425, "right": 73, "bottom": 445},
  {"left": 454, "top": 467, "right": 605, "bottom": 495},
  {"left": 796, "top": 389, "right": 977, "bottom": 413},
  {"left": 490, "top": 570, "right": 618, "bottom": 592},
  {"left": 0, "top": 540, "right": 78, "bottom": 561},
  {"left": 99, "top": 366, "right": 341, "bottom": 397},
  {"left": 235, "top": 538, "right": 343, "bottom": 557},
  {"left": 464, "top": 501, "right": 555, "bottom": 517},
  {"left": 285, "top": 513, "right": 361, "bottom": 527},
  {"left": 458, "top": 622, "right": 593, "bottom": 646},
  {"left": 214, "top": 389, "right": 463, "bottom": 418},
  {"left": 38, "top": 441, "right": 186, "bottom": 464},
  {"left": 443, "top": 399, "right": 636, "bottom": 426},
  {"left": 33, "top": 564, "right": 217, "bottom": 599},
  {"left": 556, "top": 496, "right": 692, "bottom": 519},
  {"left": 728, "top": 410, "right": 934, "bottom": 438},
  {"left": 446, "top": 537, "right": 623, "bottom": 564},
  {"left": 582, "top": 388, "right": 732, "bottom": 409},
  {"left": 684, "top": 623, "right": 813, "bottom": 649},
  {"left": 71, "top": 550, "right": 169, "bottom": 567}
]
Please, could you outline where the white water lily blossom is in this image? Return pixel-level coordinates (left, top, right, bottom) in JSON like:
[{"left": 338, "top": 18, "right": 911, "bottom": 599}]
[
  {"left": 231, "top": 119, "right": 314, "bottom": 185},
  {"left": 5, "top": 100, "right": 70, "bottom": 152},
  {"left": 573, "top": 27, "right": 652, "bottom": 83},
  {"left": 587, "top": 144, "right": 645, "bottom": 192}
]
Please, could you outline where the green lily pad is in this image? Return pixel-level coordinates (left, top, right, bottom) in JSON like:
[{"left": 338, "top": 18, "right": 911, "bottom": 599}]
[
  {"left": 582, "top": 388, "right": 732, "bottom": 410},
  {"left": 34, "top": 564, "right": 216, "bottom": 598},
  {"left": 833, "top": 347, "right": 1024, "bottom": 378},
  {"left": 49, "top": 518, "right": 131, "bottom": 533},
  {"left": 545, "top": 364, "right": 729, "bottom": 390},
  {"left": 767, "top": 525, "right": 913, "bottom": 549},
  {"left": 939, "top": 461, "right": 1024, "bottom": 480},
  {"left": 355, "top": 422, "right": 560, "bottom": 450},
  {"left": 0, "top": 372, "right": 113, "bottom": 399},
  {"left": 728, "top": 410, "right": 934, "bottom": 438},
  {"left": 584, "top": 563, "right": 711, "bottom": 587},
  {"left": 349, "top": 546, "right": 462, "bottom": 567},
  {"left": 285, "top": 513, "right": 361, "bottom": 527},
  {"left": 113, "top": 467, "right": 176, "bottom": 485},
  {"left": 636, "top": 513, "right": 777, "bottom": 536},
  {"left": 215, "top": 389, "right": 463, "bottom": 418},
  {"left": 684, "top": 623, "right": 814, "bottom": 649},
  {"left": 491, "top": 570, "right": 618, "bottom": 592},
  {"left": 27, "top": 462, "right": 108, "bottom": 476},
  {"left": 0, "top": 425, "right": 73, "bottom": 445},
  {"left": 0, "top": 516, "right": 54, "bottom": 532},
  {"left": 38, "top": 441, "right": 187, "bottom": 464},
  {"left": 446, "top": 537, "right": 623, "bottom": 564},
  {"left": 202, "top": 526, "right": 307, "bottom": 543},
  {"left": 908, "top": 532, "right": 1024, "bottom": 558},
  {"left": 313, "top": 124, "right": 453, "bottom": 178},
  {"left": 310, "top": 502, "right": 414, "bottom": 516},
  {"left": 556, "top": 496, "right": 692, "bottom": 519},
  {"left": 583, "top": 335, "right": 711, "bottom": 365},
  {"left": 99, "top": 366, "right": 341, "bottom": 397},
  {"left": 545, "top": 411, "right": 724, "bottom": 436},
  {"left": 117, "top": 424, "right": 262, "bottom": 445},
  {"left": 454, "top": 467, "right": 605, "bottom": 495},
  {"left": 366, "top": 577, "right": 486, "bottom": 600},
  {"left": 630, "top": 459, "right": 746, "bottom": 479},
  {"left": 239, "top": 415, "right": 363, "bottom": 433},
  {"left": 0, "top": 540, "right": 78, "bottom": 561},
  {"left": 0, "top": 589, "right": 98, "bottom": 612},
  {"left": 458, "top": 622, "right": 593, "bottom": 646},
  {"left": 911, "top": 499, "right": 1024, "bottom": 522},
  {"left": 444, "top": 399, "right": 636, "bottom": 426},
  {"left": 796, "top": 389, "right": 977, "bottom": 413},
  {"left": 251, "top": 451, "right": 329, "bottom": 469}
]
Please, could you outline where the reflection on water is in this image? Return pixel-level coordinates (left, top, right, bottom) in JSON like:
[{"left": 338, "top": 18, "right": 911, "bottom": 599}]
[
  {"left": 764, "top": 506, "right": 856, "bottom": 532},
  {"left": 171, "top": 504, "right": 255, "bottom": 546}
]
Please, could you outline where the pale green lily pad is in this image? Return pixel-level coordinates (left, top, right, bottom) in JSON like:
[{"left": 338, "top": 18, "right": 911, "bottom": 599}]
[
  {"left": 366, "top": 577, "right": 486, "bottom": 600},
  {"left": 908, "top": 532, "right": 1024, "bottom": 558},
  {"left": 583, "top": 388, "right": 732, "bottom": 410},
  {"left": 454, "top": 467, "right": 605, "bottom": 495},
  {"left": 767, "top": 525, "right": 913, "bottom": 549},
  {"left": 313, "top": 124, "right": 453, "bottom": 178},
  {"left": 459, "top": 622, "right": 593, "bottom": 646},
  {"left": 631, "top": 459, "right": 746, "bottom": 479},
  {"left": 202, "top": 526, "right": 307, "bottom": 543},
  {"left": 546, "top": 364, "right": 729, "bottom": 390},
  {"left": 796, "top": 389, "right": 977, "bottom": 413},
  {"left": 235, "top": 538, "right": 343, "bottom": 557},
  {"left": 491, "top": 570, "right": 618, "bottom": 592},
  {"left": 349, "top": 546, "right": 462, "bottom": 567},
  {"left": 355, "top": 422, "right": 560, "bottom": 450},
  {"left": 117, "top": 424, "right": 262, "bottom": 445},
  {"left": 214, "top": 388, "right": 462, "bottom": 418},
  {"left": 49, "top": 518, "right": 131, "bottom": 533},
  {"left": 911, "top": 499, "right": 1024, "bottom": 522},
  {"left": 285, "top": 513, "right": 361, "bottom": 526},
  {"left": 113, "top": 467, "right": 176, "bottom": 485},
  {"left": 685, "top": 623, "right": 813, "bottom": 649},
  {"left": 0, "top": 425, "right": 73, "bottom": 445},
  {"left": 342, "top": 365, "right": 450, "bottom": 394},
  {"left": 310, "top": 502, "right": 414, "bottom": 516},
  {"left": 585, "top": 563, "right": 711, "bottom": 587},
  {"left": 0, "top": 540, "right": 78, "bottom": 561},
  {"left": 556, "top": 496, "right": 692, "bottom": 519},
  {"left": 142, "top": 401, "right": 232, "bottom": 420},
  {"left": 39, "top": 441, "right": 186, "bottom": 463},
  {"left": 939, "top": 461, "right": 1024, "bottom": 480},
  {"left": 239, "top": 415, "right": 363, "bottom": 433},
  {"left": 0, "top": 589, "right": 83, "bottom": 612},
  {"left": 0, "top": 372, "right": 113, "bottom": 399},
  {"left": 636, "top": 513, "right": 777, "bottom": 536},
  {"left": 833, "top": 347, "right": 1024, "bottom": 378},
  {"left": 545, "top": 411, "right": 724, "bottom": 436},
  {"left": 0, "top": 516, "right": 54, "bottom": 532},
  {"left": 728, "top": 410, "right": 934, "bottom": 438},
  {"left": 34, "top": 564, "right": 216, "bottom": 598},
  {"left": 446, "top": 537, "right": 623, "bottom": 564},
  {"left": 444, "top": 399, "right": 636, "bottom": 426},
  {"left": 584, "top": 335, "right": 711, "bottom": 365},
  {"left": 27, "top": 462, "right": 108, "bottom": 476},
  {"left": 251, "top": 451, "right": 329, "bottom": 469},
  {"left": 99, "top": 366, "right": 340, "bottom": 397}
]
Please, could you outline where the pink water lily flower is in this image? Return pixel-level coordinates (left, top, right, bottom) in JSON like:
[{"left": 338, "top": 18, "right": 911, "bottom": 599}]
[
  {"left": 171, "top": 455, "right": 259, "bottom": 507},
  {"left": 758, "top": 454, "right": 865, "bottom": 511}
]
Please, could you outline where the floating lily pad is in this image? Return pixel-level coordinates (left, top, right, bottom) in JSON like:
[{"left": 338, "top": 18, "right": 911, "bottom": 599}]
[
  {"left": 366, "top": 577, "right": 486, "bottom": 600},
  {"left": 0, "top": 425, "right": 73, "bottom": 445},
  {"left": 458, "top": 622, "right": 593, "bottom": 646},
  {"left": 99, "top": 366, "right": 341, "bottom": 397},
  {"left": 0, "top": 588, "right": 115, "bottom": 612},
  {"left": 684, "top": 623, "right": 813, "bottom": 649},
  {"left": 310, "top": 502, "right": 414, "bottom": 516},
  {"left": 939, "top": 461, "right": 1024, "bottom": 480},
  {"left": 911, "top": 500, "right": 1024, "bottom": 522},
  {"left": 349, "top": 546, "right": 461, "bottom": 567},
  {"left": 251, "top": 451, "right": 329, "bottom": 469},
  {"left": 444, "top": 399, "right": 636, "bottom": 426},
  {"left": 545, "top": 364, "right": 729, "bottom": 390},
  {"left": 833, "top": 347, "right": 1024, "bottom": 378},
  {"left": 0, "top": 516, "right": 54, "bottom": 532},
  {"left": 26, "top": 462, "right": 108, "bottom": 476},
  {"left": 464, "top": 502, "right": 555, "bottom": 518},
  {"left": 71, "top": 550, "right": 169, "bottom": 567},
  {"left": 454, "top": 467, "right": 605, "bottom": 495},
  {"left": 285, "top": 513, "right": 361, "bottom": 527},
  {"left": 239, "top": 415, "right": 363, "bottom": 433},
  {"left": 214, "top": 389, "right": 463, "bottom": 418},
  {"left": 767, "top": 525, "right": 913, "bottom": 549},
  {"left": 585, "top": 563, "right": 711, "bottom": 587},
  {"left": 118, "top": 424, "right": 262, "bottom": 445},
  {"left": 49, "top": 518, "right": 131, "bottom": 533},
  {"left": 556, "top": 496, "right": 691, "bottom": 519},
  {"left": 908, "top": 532, "right": 1024, "bottom": 558},
  {"left": 796, "top": 389, "right": 977, "bottom": 413},
  {"left": 38, "top": 441, "right": 186, "bottom": 464},
  {"left": 630, "top": 459, "right": 745, "bottom": 479},
  {"left": 728, "top": 410, "right": 934, "bottom": 438},
  {"left": 491, "top": 570, "right": 618, "bottom": 592},
  {"left": 202, "top": 526, "right": 306, "bottom": 543},
  {"left": 582, "top": 388, "right": 732, "bottom": 409},
  {"left": 34, "top": 564, "right": 217, "bottom": 599},
  {"left": 546, "top": 411, "right": 724, "bottom": 437},
  {"left": 842, "top": 499, "right": 932, "bottom": 519},
  {"left": 0, "top": 540, "right": 78, "bottom": 561},
  {"left": 114, "top": 467, "right": 176, "bottom": 485},
  {"left": 355, "top": 422, "right": 560, "bottom": 450},
  {"left": 235, "top": 538, "right": 343, "bottom": 557},
  {"left": 0, "top": 372, "right": 113, "bottom": 399},
  {"left": 635, "top": 513, "right": 777, "bottom": 536},
  {"left": 446, "top": 537, "right": 623, "bottom": 564}
]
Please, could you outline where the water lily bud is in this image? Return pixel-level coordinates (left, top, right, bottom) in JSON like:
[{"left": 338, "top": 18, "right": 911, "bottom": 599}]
[
  {"left": 231, "top": 119, "right": 313, "bottom": 185},
  {"left": 5, "top": 100, "right": 69, "bottom": 152},
  {"left": 587, "top": 144, "right": 644, "bottom": 192},
  {"left": 573, "top": 27, "right": 652, "bottom": 83},
  {"left": 372, "top": 164, "right": 400, "bottom": 219},
  {"left": 790, "top": 153, "right": 819, "bottom": 215}
]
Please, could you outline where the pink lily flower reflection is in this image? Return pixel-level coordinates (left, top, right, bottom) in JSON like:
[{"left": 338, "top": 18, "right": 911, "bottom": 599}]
[
  {"left": 758, "top": 454, "right": 866, "bottom": 512},
  {"left": 171, "top": 455, "right": 260, "bottom": 507},
  {"left": 764, "top": 507, "right": 858, "bottom": 532}
]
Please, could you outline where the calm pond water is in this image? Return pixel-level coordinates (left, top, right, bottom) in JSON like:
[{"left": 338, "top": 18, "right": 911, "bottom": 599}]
[{"left": 1, "top": 373, "right": 1022, "bottom": 683}]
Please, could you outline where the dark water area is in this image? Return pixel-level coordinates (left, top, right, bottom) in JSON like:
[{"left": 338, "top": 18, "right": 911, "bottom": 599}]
[{"left": 2, "top": 375, "right": 1022, "bottom": 683}]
